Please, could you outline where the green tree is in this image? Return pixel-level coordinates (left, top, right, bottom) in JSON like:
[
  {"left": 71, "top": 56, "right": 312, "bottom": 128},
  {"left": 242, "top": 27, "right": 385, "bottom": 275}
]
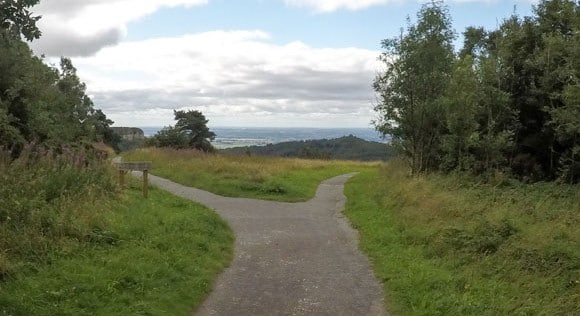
[
  {"left": 440, "top": 56, "right": 480, "bottom": 171},
  {"left": 374, "top": 1, "right": 455, "bottom": 174},
  {"left": 149, "top": 126, "right": 189, "bottom": 149},
  {"left": 174, "top": 110, "right": 216, "bottom": 151},
  {"left": 0, "top": 37, "right": 119, "bottom": 152},
  {"left": 0, "top": 0, "right": 41, "bottom": 41},
  {"left": 476, "top": 57, "right": 514, "bottom": 174},
  {"left": 545, "top": 0, "right": 580, "bottom": 182},
  {"left": 150, "top": 110, "right": 216, "bottom": 151}
]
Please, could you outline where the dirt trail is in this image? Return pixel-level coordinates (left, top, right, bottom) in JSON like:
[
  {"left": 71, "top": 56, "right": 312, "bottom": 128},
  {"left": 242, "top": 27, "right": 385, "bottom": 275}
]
[{"left": 135, "top": 172, "right": 386, "bottom": 316}]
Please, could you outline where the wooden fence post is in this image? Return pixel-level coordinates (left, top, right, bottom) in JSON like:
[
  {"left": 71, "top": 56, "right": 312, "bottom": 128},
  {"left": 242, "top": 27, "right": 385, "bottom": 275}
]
[
  {"left": 119, "top": 170, "right": 125, "bottom": 189},
  {"left": 114, "top": 161, "right": 152, "bottom": 198},
  {"left": 143, "top": 169, "right": 148, "bottom": 199}
]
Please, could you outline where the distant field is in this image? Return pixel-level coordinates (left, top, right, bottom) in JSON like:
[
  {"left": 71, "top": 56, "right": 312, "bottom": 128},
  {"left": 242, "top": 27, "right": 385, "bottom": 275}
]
[{"left": 123, "top": 147, "right": 377, "bottom": 201}]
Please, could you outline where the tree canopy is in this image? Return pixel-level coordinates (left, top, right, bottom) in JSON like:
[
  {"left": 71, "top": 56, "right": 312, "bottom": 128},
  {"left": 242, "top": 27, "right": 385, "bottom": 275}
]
[
  {"left": 149, "top": 110, "right": 216, "bottom": 152},
  {"left": 0, "top": 0, "right": 41, "bottom": 41},
  {"left": 0, "top": 1, "right": 118, "bottom": 155},
  {"left": 374, "top": 0, "right": 580, "bottom": 183}
]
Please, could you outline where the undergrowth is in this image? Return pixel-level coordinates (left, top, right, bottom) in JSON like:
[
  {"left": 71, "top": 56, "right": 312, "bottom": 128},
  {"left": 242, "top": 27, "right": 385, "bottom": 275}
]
[
  {"left": 0, "top": 146, "right": 233, "bottom": 315},
  {"left": 0, "top": 145, "right": 116, "bottom": 280},
  {"left": 344, "top": 162, "right": 580, "bottom": 315}
]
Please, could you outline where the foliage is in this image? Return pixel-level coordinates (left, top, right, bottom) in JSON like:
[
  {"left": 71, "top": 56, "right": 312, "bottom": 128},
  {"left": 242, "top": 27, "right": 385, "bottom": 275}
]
[
  {"left": 0, "top": 33, "right": 118, "bottom": 154},
  {"left": 0, "top": 0, "right": 41, "bottom": 41},
  {"left": 148, "top": 125, "right": 189, "bottom": 149},
  {"left": 0, "top": 175, "right": 233, "bottom": 315},
  {"left": 149, "top": 110, "right": 216, "bottom": 152},
  {"left": 374, "top": 0, "right": 580, "bottom": 182},
  {"left": 344, "top": 163, "right": 580, "bottom": 315},
  {"left": 123, "top": 147, "right": 376, "bottom": 202},
  {"left": 221, "top": 135, "right": 394, "bottom": 161},
  {"left": 374, "top": 1, "right": 455, "bottom": 174}
]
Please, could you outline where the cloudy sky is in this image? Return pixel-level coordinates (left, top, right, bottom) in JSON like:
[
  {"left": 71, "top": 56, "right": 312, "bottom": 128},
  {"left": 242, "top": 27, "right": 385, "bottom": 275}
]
[{"left": 30, "top": 0, "right": 534, "bottom": 128}]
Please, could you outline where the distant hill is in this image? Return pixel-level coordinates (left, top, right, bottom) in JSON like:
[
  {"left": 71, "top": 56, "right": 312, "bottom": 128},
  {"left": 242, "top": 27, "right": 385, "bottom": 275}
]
[{"left": 220, "top": 135, "right": 394, "bottom": 161}]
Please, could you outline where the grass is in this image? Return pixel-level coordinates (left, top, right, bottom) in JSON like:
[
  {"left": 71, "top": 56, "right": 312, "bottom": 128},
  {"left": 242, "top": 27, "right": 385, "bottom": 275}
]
[
  {"left": 123, "top": 147, "right": 377, "bottom": 201},
  {"left": 344, "top": 161, "right": 580, "bottom": 315},
  {"left": 1, "top": 147, "right": 233, "bottom": 315},
  {"left": 1, "top": 180, "right": 233, "bottom": 316},
  {"left": 0, "top": 146, "right": 117, "bottom": 280},
  {"left": 9, "top": 146, "right": 576, "bottom": 315}
]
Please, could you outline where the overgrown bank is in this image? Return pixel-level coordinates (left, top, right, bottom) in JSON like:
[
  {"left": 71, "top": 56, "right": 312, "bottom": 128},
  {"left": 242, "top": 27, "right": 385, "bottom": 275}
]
[
  {"left": 344, "top": 163, "right": 579, "bottom": 315},
  {"left": 0, "top": 151, "right": 233, "bottom": 315}
]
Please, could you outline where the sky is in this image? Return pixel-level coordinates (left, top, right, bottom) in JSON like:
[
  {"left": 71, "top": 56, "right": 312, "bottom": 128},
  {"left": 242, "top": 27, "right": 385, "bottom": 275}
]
[{"left": 30, "top": 0, "right": 536, "bottom": 128}]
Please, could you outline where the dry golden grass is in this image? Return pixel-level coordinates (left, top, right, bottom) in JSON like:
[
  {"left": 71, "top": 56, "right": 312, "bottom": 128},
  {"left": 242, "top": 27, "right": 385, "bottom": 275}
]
[{"left": 123, "top": 147, "right": 377, "bottom": 201}]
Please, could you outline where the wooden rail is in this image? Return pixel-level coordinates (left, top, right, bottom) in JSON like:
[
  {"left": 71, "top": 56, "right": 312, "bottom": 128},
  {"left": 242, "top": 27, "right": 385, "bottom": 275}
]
[{"left": 114, "top": 161, "right": 152, "bottom": 198}]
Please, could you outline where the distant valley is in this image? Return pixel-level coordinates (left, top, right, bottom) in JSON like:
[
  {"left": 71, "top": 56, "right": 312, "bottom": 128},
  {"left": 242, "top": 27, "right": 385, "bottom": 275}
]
[
  {"left": 139, "top": 127, "right": 388, "bottom": 149},
  {"left": 220, "top": 135, "right": 394, "bottom": 161}
]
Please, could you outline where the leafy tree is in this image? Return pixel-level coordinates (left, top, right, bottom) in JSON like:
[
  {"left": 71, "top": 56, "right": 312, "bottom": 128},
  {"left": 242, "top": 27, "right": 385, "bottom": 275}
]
[
  {"left": 148, "top": 126, "right": 189, "bottom": 149},
  {"left": 374, "top": 1, "right": 455, "bottom": 174},
  {"left": 0, "top": 13, "right": 119, "bottom": 153},
  {"left": 546, "top": 1, "right": 580, "bottom": 182},
  {"left": 459, "top": 26, "right": 488, "bottom": 59},
  {"left": 174, "top": 110, "right": 216, "bottom": 151},
  {"left": 0, "top": 0, "right": 41, "bottom": 41},
  {"left": 440, "top": 56, "right": 480, "bottom": 171},
  {"left": 375, "top": 0, "right": 580, "bottom": 182},
  {"left": 150, "top": 110, "right": 216, "bottom": 151}
]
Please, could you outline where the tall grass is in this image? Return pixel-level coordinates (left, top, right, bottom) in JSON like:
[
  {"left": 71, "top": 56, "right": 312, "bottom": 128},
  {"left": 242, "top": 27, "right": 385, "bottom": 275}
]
[
  {"left": 123, "top": 147, "right": 376, "bottom": 201},
  {"left": 0, "top": 145, "right": 116, "bottom": 279},
  {"left": 1, "top": 179, "right": 233, "bottom": 315},
  {"left": 345, "top": 161, "right": 580, "bottom": 315},
  {"left": 1, "top": 146, "right": 234, "bottom": 314}
]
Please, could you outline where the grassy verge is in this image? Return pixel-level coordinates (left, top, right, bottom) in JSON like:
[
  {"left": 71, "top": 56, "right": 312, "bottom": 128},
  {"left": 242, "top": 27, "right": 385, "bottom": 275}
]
[
  {"left": 0, "top": 167, "right": 233, "bottom": 316},
  {"left": 123, "top": 148, "right": 376, "bottom": 201},
  {"left": 344, "top": 162, "right": 579, "bottom": 315}
]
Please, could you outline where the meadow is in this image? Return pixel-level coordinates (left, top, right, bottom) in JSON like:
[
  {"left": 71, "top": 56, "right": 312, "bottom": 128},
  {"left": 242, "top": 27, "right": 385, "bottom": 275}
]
[{"left": 123, "top": 147, "right": 377, "bottom": 201}]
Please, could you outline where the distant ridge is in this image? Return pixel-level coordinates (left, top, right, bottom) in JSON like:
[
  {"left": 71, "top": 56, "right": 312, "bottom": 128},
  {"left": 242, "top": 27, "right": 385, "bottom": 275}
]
[
  {"left": 111, "top": 127, "right": 146, "bottom": 151},
  {"left": 111, "top": 127, "right": 145, "bottom": 141},
  {"left": 220, "top": 135, "right": 394, "bottom": 161}
]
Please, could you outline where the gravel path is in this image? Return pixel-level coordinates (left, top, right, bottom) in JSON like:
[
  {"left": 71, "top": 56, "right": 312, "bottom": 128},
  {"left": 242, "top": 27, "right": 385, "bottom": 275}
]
[{"left": 136, "top": 172, "right": 386, "bottom": 316}]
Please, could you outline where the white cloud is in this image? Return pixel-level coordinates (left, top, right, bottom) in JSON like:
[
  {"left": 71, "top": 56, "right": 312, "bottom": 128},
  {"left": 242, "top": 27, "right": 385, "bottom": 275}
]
[
  {"left": 31, "top": 0, "right": 208, "bottom": 56},
  {"left": 284, "top": 0, "right": 534, "bottom": 13},
  {"left": 71, "top": 30, "right": 380, "bottom": 127},
  {"left": 285, "top": 0, "right": 394, "bottom": 12}
]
